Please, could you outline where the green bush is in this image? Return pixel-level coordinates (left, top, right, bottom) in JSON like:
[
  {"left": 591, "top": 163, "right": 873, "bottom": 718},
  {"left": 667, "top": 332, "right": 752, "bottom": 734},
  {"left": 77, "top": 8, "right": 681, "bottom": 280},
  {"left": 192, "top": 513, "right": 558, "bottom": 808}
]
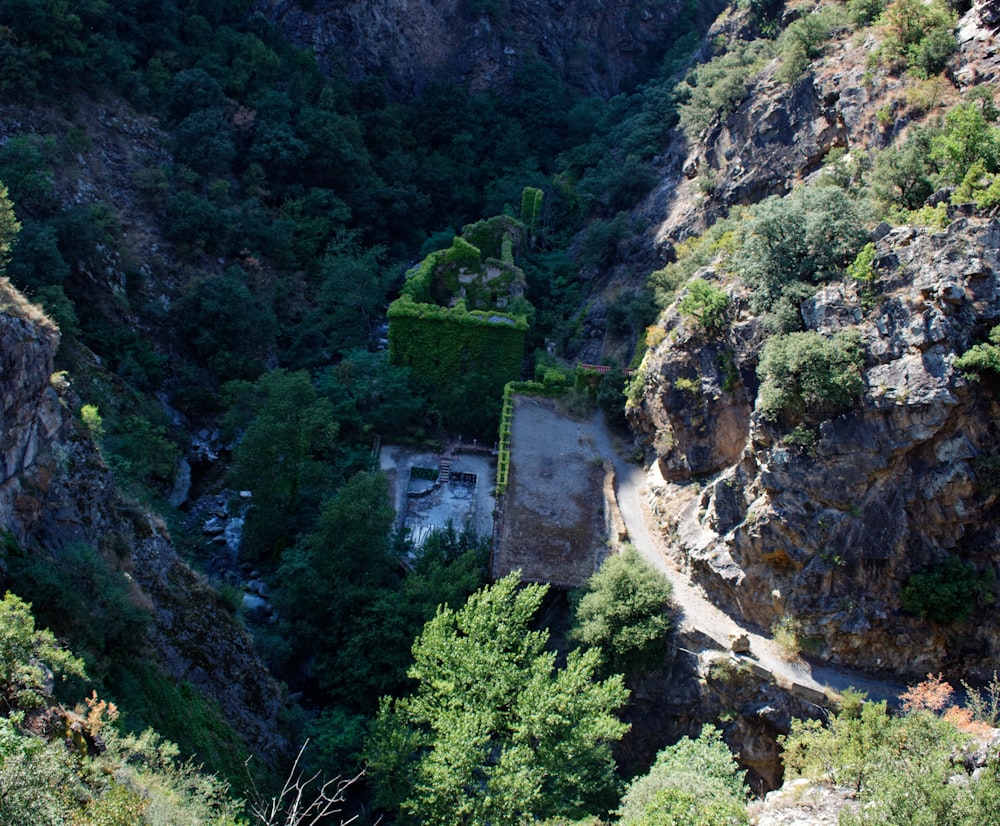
[
  {"left": 732, "top": 185, "right": 871, "bottom": 315},
  {"left": 6, "top": 542, "right": 150, "bottom": 683},
  {"left": 618, "top": 725, "right": 747, "bottom": 825},
  {"left": 900, "top": 555, "right": 993, "bottom": 624},
  {"left": 104, "top": 413, "right": 182, "bottom": 491},
  {"left": 875, "top": 0, "right": 957, "bottom": 76},
  {"left": 954, "top": 324, "right": 1000, "bottom": 378},
  {"left": 777, "top": 7, "right": 848, "bottom": 84},
  {"left": 0, "top": 591, "right": 86, "bottom": 711},
  {"left": 757, "top": 329, "right": 865, "bottom": 422},
  {"left": 570, "top": 547, "right": 673, "bottom": 677},
  {"left": 675, "top": 39, "right": 775, "bottom": 139},
  {"left": 678, "top": 279, "right": 729, "bottom": 334},
  {"left": 848, "top": 0, "right": 887, "bottom": 27}
]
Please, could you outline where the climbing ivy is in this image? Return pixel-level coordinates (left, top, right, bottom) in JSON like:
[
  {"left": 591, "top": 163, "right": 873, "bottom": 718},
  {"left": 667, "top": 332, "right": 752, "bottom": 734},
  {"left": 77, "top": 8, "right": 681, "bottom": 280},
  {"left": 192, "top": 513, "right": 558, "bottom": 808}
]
[{"left": 387, "top": 296, "right": 527, "bottom": 395}]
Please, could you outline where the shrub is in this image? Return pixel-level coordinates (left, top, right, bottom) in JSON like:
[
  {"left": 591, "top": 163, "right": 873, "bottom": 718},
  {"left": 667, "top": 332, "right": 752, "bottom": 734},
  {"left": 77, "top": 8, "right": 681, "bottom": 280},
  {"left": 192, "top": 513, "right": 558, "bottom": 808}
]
[
  {"left": 848, "top": 0, "right": 887, "bottom": 27},
  {"left": 676, "top": 39, "right": 775, "bottom": 139},
  {"left": 777, "top": 7, "right": 848, "bottom": 84},
  {"left": 900, "top": 555, "right": 993, "bottom": 624},
  {"left": 649, "top": 215, "right": 739, "bottom": 309},
  {"left": 732, "top": 185, "right": 871, "bottom": 315},
  {"left": 678, "top": 278, "right": 729, "bottom": 334},
  {"left": 757, "top": 330, "right": 865, "bottom": 422},
  {"left": 80, "top": 403, "right": 104, "bottom": 440},
  {"left": 0, "top": 591, "right": 86, "bottom": 710},
  {"left": 617, "top": 725, "right": 747, "bottom": 825},
  {"left": 570, "top": 547, "right": 673, "bottom": 677},
  {"left": 771, "top": 614, "right": 804, "bottom": 658},
  {"left": 5, "top": 541, "right": 151, "bottom": 683},
  {"left": 875, "top": 0, "right": 957, "bottom": 76},
  {"left": 954, "top": 324, "right": 1000, "bottom": 378}
]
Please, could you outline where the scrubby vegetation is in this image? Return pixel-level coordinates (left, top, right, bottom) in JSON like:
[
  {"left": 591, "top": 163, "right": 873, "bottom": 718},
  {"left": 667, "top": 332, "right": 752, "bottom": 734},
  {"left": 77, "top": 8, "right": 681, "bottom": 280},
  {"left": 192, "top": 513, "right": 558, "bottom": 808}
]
[
  {"left": 3, "top": 0, "right": 1000, "bottom": 821},
  {"left": 782, "top": 676, "right": 1000, "bottom": 826},
  {"left": 757, "top": 330, "right": 865, "bottom": 423},
  {"left": 617, "top": 726, "right": 748, "bottom": 825},
  {"left": 900, "top": 555, "right": 994, "bottom": 624}
]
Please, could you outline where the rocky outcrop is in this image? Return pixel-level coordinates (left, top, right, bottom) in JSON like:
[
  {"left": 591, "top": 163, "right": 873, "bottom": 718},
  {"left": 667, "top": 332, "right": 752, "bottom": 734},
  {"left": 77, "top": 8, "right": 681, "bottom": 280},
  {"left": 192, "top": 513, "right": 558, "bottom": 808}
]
[
  {"left": 0, "top": 287, "right": 62, "bottom": 532},
  {"left": 621, "top": 629, "right": 826, "bottom": 796},
  {"left": 256, "top": 0, "right": 727, "bottom": 97},
  {"left": 0, "top": 284, "right": 290, "bottom": 767},
  {"left": 646, "top": 0, "right": 1000, "bottom": 246},
  {"left": 631, "top": 214, "right": 1000, "bottom": 678}
]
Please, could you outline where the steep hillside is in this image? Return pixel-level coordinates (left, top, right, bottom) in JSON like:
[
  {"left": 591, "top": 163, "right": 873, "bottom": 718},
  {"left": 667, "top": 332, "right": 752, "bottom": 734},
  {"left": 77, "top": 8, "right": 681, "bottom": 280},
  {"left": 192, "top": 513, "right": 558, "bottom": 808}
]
[
  {"left": 0, "top": 279, "right": 291, "bottom": 776},
  {"left": 4, "top": 0, "right": 1000, "bottom": 820},
  {"left": 257, "top": 0, "right": 727, "bottom": 96},
  {"left": 625, "top": 0, "right": 1000, "bottom": 679}
]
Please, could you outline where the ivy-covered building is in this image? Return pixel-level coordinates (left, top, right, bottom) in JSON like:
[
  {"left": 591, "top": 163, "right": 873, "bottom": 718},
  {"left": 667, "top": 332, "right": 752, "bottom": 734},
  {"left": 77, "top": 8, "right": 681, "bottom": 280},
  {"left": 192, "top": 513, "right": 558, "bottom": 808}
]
[{"left": 388, "top": 192, "right": 540, "bottom": 410}]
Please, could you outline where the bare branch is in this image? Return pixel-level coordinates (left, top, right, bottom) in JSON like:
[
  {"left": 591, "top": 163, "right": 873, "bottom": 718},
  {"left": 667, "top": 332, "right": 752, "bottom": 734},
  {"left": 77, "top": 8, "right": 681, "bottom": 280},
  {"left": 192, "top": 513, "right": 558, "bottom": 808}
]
[{"left": 246, "top": 739, "right": 365, "bottom": 826}]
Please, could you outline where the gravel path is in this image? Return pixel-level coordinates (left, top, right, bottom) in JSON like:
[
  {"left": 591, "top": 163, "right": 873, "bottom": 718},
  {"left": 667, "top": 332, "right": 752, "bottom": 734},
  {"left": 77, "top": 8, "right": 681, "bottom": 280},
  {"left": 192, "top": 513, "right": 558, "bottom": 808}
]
[{"left": 583, "top": 411, "right": 906, "bottom": 704}]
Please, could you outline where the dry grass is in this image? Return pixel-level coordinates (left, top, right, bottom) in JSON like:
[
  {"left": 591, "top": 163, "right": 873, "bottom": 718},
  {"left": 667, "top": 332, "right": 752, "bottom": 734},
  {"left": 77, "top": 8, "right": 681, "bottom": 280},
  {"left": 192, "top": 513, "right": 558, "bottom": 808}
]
[{"left": 0, "top": 276, "right": 58, "bottom": 332}]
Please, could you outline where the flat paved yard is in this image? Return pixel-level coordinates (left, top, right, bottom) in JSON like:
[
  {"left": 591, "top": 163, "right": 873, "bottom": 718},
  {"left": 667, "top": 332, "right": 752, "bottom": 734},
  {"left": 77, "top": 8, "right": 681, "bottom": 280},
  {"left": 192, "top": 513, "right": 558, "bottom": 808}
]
[{"left": 494, "top": 395, "right": 610, "bottom": 588}]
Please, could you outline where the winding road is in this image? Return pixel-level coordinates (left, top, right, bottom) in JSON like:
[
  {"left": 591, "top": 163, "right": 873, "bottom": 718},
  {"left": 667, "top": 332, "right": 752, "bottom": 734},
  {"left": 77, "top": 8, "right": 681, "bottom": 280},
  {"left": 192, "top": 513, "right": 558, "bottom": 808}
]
[{"left": 584, "top": 411, "right": 907, "bottom": 705}]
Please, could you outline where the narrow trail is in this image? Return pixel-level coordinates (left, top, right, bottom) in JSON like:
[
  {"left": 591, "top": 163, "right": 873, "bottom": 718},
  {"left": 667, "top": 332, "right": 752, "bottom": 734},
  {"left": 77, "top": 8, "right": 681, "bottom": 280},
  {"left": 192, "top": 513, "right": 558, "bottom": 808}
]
[{"left": 583, "top": 412, "right": 907, "bottom": 705}]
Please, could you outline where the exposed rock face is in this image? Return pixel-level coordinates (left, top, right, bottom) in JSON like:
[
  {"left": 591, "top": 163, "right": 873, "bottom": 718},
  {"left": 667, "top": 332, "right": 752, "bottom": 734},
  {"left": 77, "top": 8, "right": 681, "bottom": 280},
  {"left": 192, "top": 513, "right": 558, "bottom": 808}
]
[
  {"left": 646, "top": 0, "right": 999, "bottom": 246},
  {"left": 0, "top": 297, "right": 61, "bottom": 531},
  {"left": 621, "top": 630, "right": 825, "bottom": 796},
  {"left": 256, "top": 0, "right": 727, "bottom": 96},
  {"left": 0, "top": 288, "right": 290, "bottom": 767},
  {"left": 631, "top": 215, "right": 1000, "bottom": 678}
]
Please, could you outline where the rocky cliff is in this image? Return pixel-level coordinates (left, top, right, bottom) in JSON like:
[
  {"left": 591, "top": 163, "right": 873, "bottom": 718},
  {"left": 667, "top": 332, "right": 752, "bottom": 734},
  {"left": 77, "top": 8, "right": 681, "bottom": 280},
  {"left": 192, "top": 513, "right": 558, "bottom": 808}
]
[
  {"left": 0, "top": 280, "right": 290, "bottom": 768},
  {"left": 256, "top": 0, "right": 726, "bottom": 96},
  {"left": 626, "top": 1, "right": 1000, "bottom": 679},
  {"left": 632, "top": 214, "right": 1000, "bottom": 677},
  {"left": 645, "top": 0, "right": 1000, "bottom": 246}
]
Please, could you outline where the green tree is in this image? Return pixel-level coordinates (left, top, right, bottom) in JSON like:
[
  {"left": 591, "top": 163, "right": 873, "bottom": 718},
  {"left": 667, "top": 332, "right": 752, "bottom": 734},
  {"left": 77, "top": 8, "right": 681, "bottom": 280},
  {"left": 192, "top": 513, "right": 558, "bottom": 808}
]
[
  {"left": 678, "top": 279, "right": 730, "bottom": 334},
  {"left": 317, "top": 349, "right": 428, "bottom": 441},
  {"left": 876, "top": 0, "right": 957, "bottom": 76},
  {"left": 0, "top": 592, "right": 85, "bottom": 712},
  {"left": 931, "top": 96, "right": 1000, "bottom": 186},
  {"left": 0, "top": 135, "right": 56, "bottom": 214},
  {"left": 732, "top": 186, "right": 870, "bottom": 315},
  {"left": 173, "top": 266, "right": 276, "bottom": 381},
  {"left": 224, "top": 369, "right": 341, "bottom": 560},
  {"left": 777, "top": 7, "right": 846, "bottom": 84},
  {"left": 0, "top": 181, "right": 19, "bottom": 273},
  {"left": 571, "top": 547, "right": 673, "bottom": 677},
  {"left": 366, "top": 573, "right": 630, "bottom": 825},
  {"left": 618, "top": 726, "right": 747, "bottom": 826},
  {"left": 271, "top": 470, "right": 400, "bottom": 706},
  {"left": 782, "top": 701, "right": 899, "bottom": 793},
  {"left": 757, "top": 329, "right": 865, "bottom": 423},
  {"left": 868, "top": 127, "right": 936, "bottom": 212}
]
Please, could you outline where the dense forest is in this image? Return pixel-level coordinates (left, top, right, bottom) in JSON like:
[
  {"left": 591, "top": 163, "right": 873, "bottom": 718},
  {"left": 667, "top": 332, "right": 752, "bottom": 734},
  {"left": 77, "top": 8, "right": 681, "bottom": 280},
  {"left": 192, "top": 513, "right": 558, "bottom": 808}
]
[{"left": 2, "top": 0, "right": 1000, "bottom": 822}]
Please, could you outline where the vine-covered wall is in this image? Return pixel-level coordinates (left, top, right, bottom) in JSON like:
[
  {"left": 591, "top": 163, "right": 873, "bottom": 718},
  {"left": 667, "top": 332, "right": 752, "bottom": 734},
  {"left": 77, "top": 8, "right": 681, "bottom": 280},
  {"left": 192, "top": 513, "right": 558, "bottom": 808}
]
[
  {"left": 388, "top": 193, "right": 545, "bottom": 420},
  {"left": 387, "top": 296, "right": 527, "bottom": 395}
]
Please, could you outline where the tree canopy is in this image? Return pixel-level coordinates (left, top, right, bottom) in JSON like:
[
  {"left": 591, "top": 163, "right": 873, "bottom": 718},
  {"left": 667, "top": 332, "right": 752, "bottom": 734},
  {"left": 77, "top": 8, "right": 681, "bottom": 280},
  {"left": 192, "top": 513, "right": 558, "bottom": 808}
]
[
  {"left": 366, "top": 573, "right": 630, "bottom": 825},
  {"left": 571, "top": 547, "right": 673, "bottom": 678}
]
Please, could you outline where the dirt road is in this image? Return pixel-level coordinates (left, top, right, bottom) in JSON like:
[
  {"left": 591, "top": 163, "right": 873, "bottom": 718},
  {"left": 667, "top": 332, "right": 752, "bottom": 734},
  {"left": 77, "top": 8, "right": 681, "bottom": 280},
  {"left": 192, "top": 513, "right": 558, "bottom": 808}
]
[{"left": 582, "top": 410, "right": 906, "bottom": 704}]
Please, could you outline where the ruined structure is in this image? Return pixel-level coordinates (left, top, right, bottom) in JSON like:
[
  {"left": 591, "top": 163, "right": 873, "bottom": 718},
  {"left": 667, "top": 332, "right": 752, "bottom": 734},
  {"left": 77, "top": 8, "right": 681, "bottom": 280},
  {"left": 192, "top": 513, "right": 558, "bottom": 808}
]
[{"left": 388, "top": 195, "right": 539, "bottom": 402}]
